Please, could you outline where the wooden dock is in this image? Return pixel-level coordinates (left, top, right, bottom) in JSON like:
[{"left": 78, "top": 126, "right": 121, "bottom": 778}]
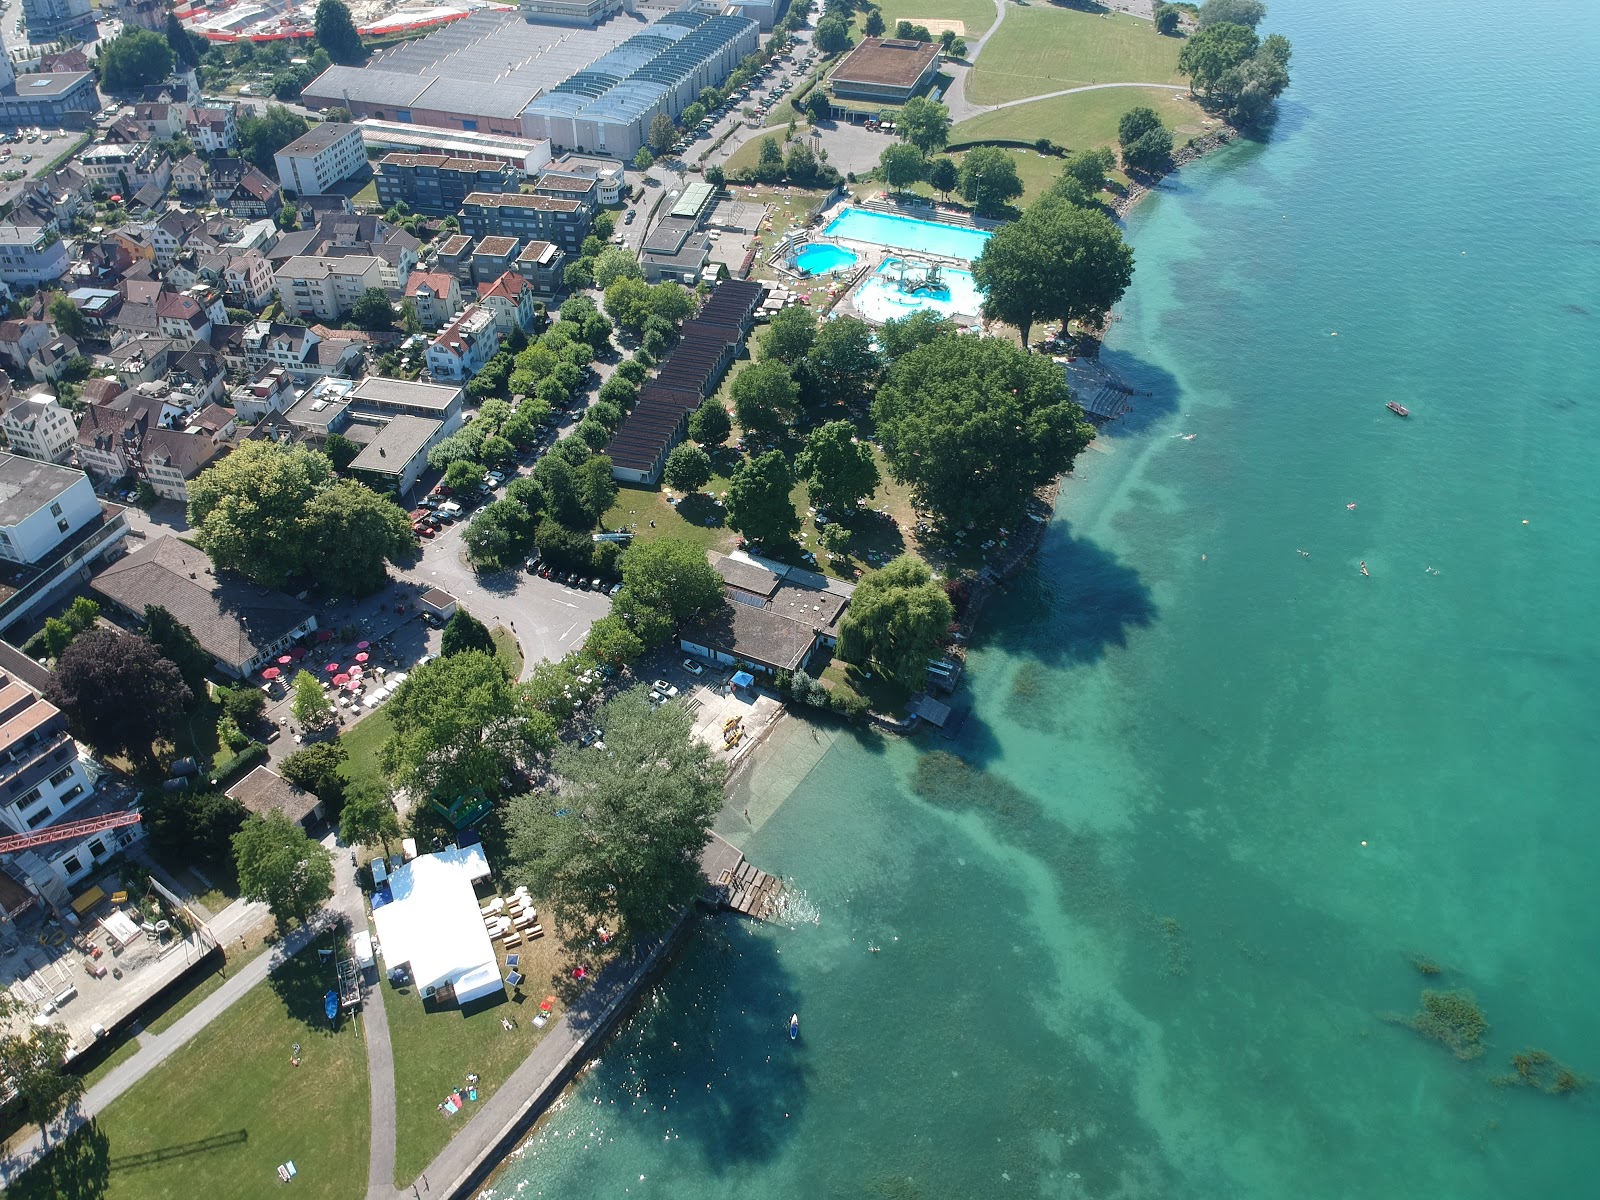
[{"left": 698, "top": 832, "right": 783, "bottom": 922}]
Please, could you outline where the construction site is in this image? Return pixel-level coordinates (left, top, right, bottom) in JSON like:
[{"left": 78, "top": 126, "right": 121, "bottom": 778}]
[{"left": 174, "top": 0, "right": 503, "bottom": 45}]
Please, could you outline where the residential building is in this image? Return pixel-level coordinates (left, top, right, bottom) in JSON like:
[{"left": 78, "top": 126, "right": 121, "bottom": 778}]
[
  {"left": 435, "top": 234, "right": 473, "bottom": 281},
  {"left": 230, "top": 365, "right": 298, "bottom": 423},
  {"left": 346, "top": 375, "right": 465, "bottom": 434},
  {"left": 403, "top": 270, "right": 461, "bottom": 330},
  {"left": 64, "top": 287, "right": 121, "bottom": 333},
  {"left": 0, "top": 226, "right": 69, "bottom": 286},
  {"left": 274, "top": 255, "right": 385, "bottom": 323},
  {"left": 77, "top": 142, "right": 170, "bottom": 195},
  {"left": 147, "top": 211, "right": 203, "bottom": 269},
  {"left": 0, "top": 52, "right": 100, "bottom": 129},
  {"left": 224, "top": 250, "right": 277, "bottom": 310},
  {"left": 26, "top": 337, "right": 78, "bottom": 384},
  {"left": 272, "top": 123, "right": 366, "bottom": 196},
  {"left": 459, "top": 192, "right": 587, "bottom": 254},
  {"left": 112, "top": 0, "right": 166, "bottom": 32},
  {"left": 133, "top": 100, "right": 187, "bottom": 141},
  {"left": 154, "top": 291, "right": 213, "bottom": 344},
  {"left": 139, "top": 426, "right": 223, "bottom": 501},
  {"left": 242, "top": 321, "right": 362, "bottom": 381},
  {"left": 375, "top": 153, "right": 519, "bottom": 216},
  {"left": 477, "top": 270, "right": 538, "bottom": 336},
  {"left": 186, "top": 104, "right": 237, "bottom": 153},
  {"left": 0, "top": 318, "right": 53, "bottom": 371},
  {"left": 827, "top": 37, "right": 942, "bottom": 105},
  {"left": 91, "top": 535, "right": 318, "bottom": 679},
  {"left": 0, "top": 454, "right": 128, "bottom": 631},
  {"left": 512, "top": 239, "right": 564, "bottom": 294},
  {"left": 73, "top": 402, "right": 222, "bottom": 501},
  {"left": 226, "top": 766, "right": 322, "bottom": 831},
  {"left": 468, "top": 235, "right": 519, "bottom": 286},
  {"left": 531, "top": 169, "right": 598, "bottom": 214},
  {"left": 680, "top": 553, "right": 854, "bottom": 676},
  {"left": 346, "top": 413, "right": 445, "bottom": 496},
  {"left": 18, "top": 0, "right": 95, "bottom": 44},
  {"left": 171, "top": 152, "right": 207, "bottom": 197},
  {"left": 0, "top": 393, "right": 78, "bottom": 463},
  {"left": 425, "top": 305, "right": 500, "bottom": 382},
  {"left": 228, "top": 167, "right": 282, "bottom": 220}
]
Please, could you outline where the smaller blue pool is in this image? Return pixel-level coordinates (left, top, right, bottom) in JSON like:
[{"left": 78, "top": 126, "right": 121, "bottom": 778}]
[{"left": 793, "top": 242, "right": 859, "bottom": 276}]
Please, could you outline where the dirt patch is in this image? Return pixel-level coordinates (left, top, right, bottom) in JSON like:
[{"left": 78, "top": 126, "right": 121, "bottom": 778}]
[{"left": 911, "top": 18, "right": 967, "bottom": 35}]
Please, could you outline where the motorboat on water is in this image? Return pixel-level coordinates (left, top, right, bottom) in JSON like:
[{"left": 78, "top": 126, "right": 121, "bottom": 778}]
[
  {"left": 789, "top": 1014, "right": 799, "bottom": 1040},
  {"left": 1386, "top": 401, "right": 1410, "bottom": 417}
]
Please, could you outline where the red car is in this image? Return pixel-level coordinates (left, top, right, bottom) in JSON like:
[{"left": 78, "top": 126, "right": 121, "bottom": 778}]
[
  {"left": 413, "top": 522, "right": 435, "bottom": 539},
  {"left": 431, "top": 484, "right": 453, "bottom": 497}
]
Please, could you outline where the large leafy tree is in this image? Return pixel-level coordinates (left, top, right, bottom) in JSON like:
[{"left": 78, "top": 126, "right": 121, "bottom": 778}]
[
  {"left": 618, "top": 538, "right": 723, "bottom": 623},
  {"left": 805, "top": 315, "right": 881, "bottom": 409},
  {"left": 382, "top": 651, "right": 554, "bottom": 802},
  {"left": 302, "top": 480, "right": 416, "bottom": 594},
  {"left": 761, "top": 304, "right": 817, "bottom": 365},
  {"left": 1059, "top": 147, "right": 1116, "bottom": 197},
  {"left": 143, "top": 604, "right": 212, "bottom": 694},
  {"left": 0, "top": 996, "right": 82, "bottom": 1146},
  {"left": 339, "top": 780, "right": 401, "bottom": 855},
  {"left": 726, "top": 450, "right": 800, "bottom": 547},
  {"left": 314, "top": 0, "right": 367, "bottom": 65},
  {"left": 648, "top": 112, "right": 676, "bottom": 156},
  {"left": 506, "top": 688, "right": 725, "bottom": 945},
  {"left": 237, "top": 105, "right": 310, "bottom": 174},
  {"left": 927, "top": 155, "right": 959, "bottom": 200},
  {"left": 291, "top": 668, "right": 332, "bottom": 729},
  {"left": 441, "top": 608, "right": 495, "bottom": 657},
  {"left": 188, "top": 441, "right": 332, "bottom": 586},
  {"left": 463, "top": 498, "right": 537, "bottom": 568},
  {"left": 1178, "top": 21, "right": 1260, "bottom": 95},
  {"left": 815, "top": 14, "right": 851, "bottom": 54},
  {"left": 139, "top": 787, "right": 246, "bottom": 871},
  {"left": 98, "top": 29, "right": 175, "bottom": 93},
  {"left": 689, "top": 398, "right": 731, "bottom": 447},
  {"left": 880, "top": 143, "right": 926, "bottom": 193},
  {"left": 897, "top": 96, "right": 951, "bottom": 155},
  {"left": 837, "top": 556, "right": 954, "bottom": 690},
  {"left": 46, "top": 631, "right": 190, "bottom": 762},
  {"left": 583, "top": 614, "right": 645, "bottom": 668},
  {"left": 48, "top": 293, "right": 84, "bottom": 339},
  {"left": 971, "top": 195, "right": 1135, "bottom": 348},
  {"left": 593, "top": 245, "right": 643, "bottom": 290},
  {"left": 349, "top": 288, "right": 395, "bottom": 330},
  {"left": 796, "top": 420, "right": 880, "bottom": 515},
  {"left": 957, "top": 145, "right": 1023, "bottom": 213},
  {"left": 279, "top": 741, "right": 349, "bottom": 815},
  {"left": 878, "top": 310, "right": 955, "bottom": 360},
  {"left": 233, "top": 812, "right": 335, "bottom": 933},
  {"left": 872, "top": 333, "right": 1095, "bottom": 532},
  {"left": 1118, "top": 106, "right": 1174, "bottom": 173},
  {"left": 662, "top": 442, "right": 713, "bottom": 493},
  {"left": 731, "top": 360, "right": 801, "bottom": 441},
  {"left": 1221, "top": 34, "right": 1292, "bottom": 125}
]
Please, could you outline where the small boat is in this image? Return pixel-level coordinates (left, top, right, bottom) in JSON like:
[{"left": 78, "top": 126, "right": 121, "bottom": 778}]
[
  {"left": 789, "top": 1014, "right": 799, "bottom": 1041},
  {"left": 324, "top": 990, "right": 338, "bottom": 1023},
  {"left": 1386, "top": 401, "right": 1410, "bottom": 417}
]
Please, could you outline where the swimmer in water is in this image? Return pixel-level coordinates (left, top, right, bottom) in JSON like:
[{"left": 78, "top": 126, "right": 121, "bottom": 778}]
[
  {"left": 1182, "top": 433, "right": 1196, "bottom": 441},
  {"left": 1347, "top": 503, "right": 1358, "bottom": 510},
  {"left": 1360, "top": 561, "right": 1370, "bottom": 576},
  {"left": 1297, "top": 549, "right": 1311, "bottom": 557}
]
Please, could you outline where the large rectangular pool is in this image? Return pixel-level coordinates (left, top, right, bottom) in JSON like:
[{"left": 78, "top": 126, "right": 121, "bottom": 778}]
[{"left": 824, "top": 207, "right": 993, "bottom": 263}]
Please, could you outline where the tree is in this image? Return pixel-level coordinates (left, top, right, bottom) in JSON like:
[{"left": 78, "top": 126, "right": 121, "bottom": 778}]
[
  {"left": 880, "top": 143, "right": 926, "bottom": 193},
  {"left": 662, "top": 442, "right": 713, "bottom": 493},
  {"left": 506, "top": 688, "right": 724, "bottom": 945},
  {"left": 704, "top": 163, "right": 725, "bottom": 187},
  {"left": 1060, "top": 146, "right": 1116, "bottom": 196},
  {"left": 166, "top": 9, "right": 206, "bottom": 65},
  {"left": 464, "top": 498, "right": 537, "bottom": 567},
  {"left": 236, "top": 105, "right": 309, "bottom": 174},
  {"left": 323, "top": 431, "right": 363, "bottom": 475},
  {"left": 48, "top": 293, "right": 83, "bottom": 339},
  {"left": 726, "top": 450, "right": 800, "bottom": 546},
  {"left": 864, "top": 8, "right": 885, "bottom": 37},
  {"left": 958, "top": 146, "right": 1022, "bottom": 213},
  {"left": 755, "top": 135, "right": 785, "bottom": 185},
  {"left": 1199, "top": 0, "right": 1266, "bottom": 28},
  {"left": 648, "top": 112, "right": 676, "bottom": 157},
  {"left": 220, "top": 684, "right": 266, "bottom": 727},
  {"left": 836, "top": 556, "right": 953, "bottom": 690},
  {"left": 46, "top": 631, "right": 189, "bottom": 761},
  {"left": 783, "top": 141, "right": 821, "bottom": 187},
  {"left": 1118, "top": 106, "right": 1173, "bottom": 172},
  {"left": 593, "top": 245, "right": 643, "bottom": 289},
  {"left": 189, "top": 437, "right": 330, "bottom": 586},
  {"left": 731, "top": 359, "right": 801, "bottom": 440},
  {"left": 0, "top": 996, "right": 82, "bottom": 1147},
  {"left": 582, "top": 614, "right": 645, "bottom": 669},
  {"left": 1178, "top": 20, "right": 1260, "bottom": 95},
  {"left": 279, "top": 740, "right": 348, "bottom": 814},
  {"left": 632, "top": 147, "right": 655, "bottom": 172},
  {"left": 143, "top": 604, "right": 211, "bottom": 694},
  {"left": 98, "top": 28, "right": 174, "bottom": 92},
  {"left": 815, "top": 14, "right": 851, "bottom": 54},
  {"left": 442, "top": 608, "right": 495, "bottom": 657},
  {"left": 291, "top": 668, "right": 332, "bottom": 729},
  {"left": 383, "top": 651, "right": 554, "bottom": 801},
  {"left": 872, "top": 334, "right": 1095, "bottom": 533},
  {"left": 689, "top": 397, "right": 731, "bottom": 447},
  {"left": 618, "top": 538, "right": 725, "bottom": 622},
  {"left": 806, "top": 315, "right": 881, "bottom": 409},
  {"left": 339, "top": 780, "right": 400, "bottom": 855},
  {"left": 233, "top": 812, "right": 334, "bottom": 932},
  {"left": 761, "top": 303, "right": 817, "bottom": 364},
  {"left": 349, "top": 288, "right": 395, "bottom": 330},
  {"left": 302, "top": 481, "right": 416, "bottom": 595},
  {"left": 898, "top": 96, "right": 951, "bottom": 156},
  {"left": 315, "top": 0, "right": 367, "bottom": 64},
  {"left": 971, "top": 195, "right": 1135, "bottom": 348},
  {"left": 927, "top": 155, "right": 958, "bottom": 200},
  {"left": 796, "top": 420, "right": 879, "bottom": 514},
  {"left": 878, "top": 309, "right": 956, "bottom": 360},
  {"left": 1154, "top": 2, "right": 1181, "bottom": 35},
  {"left": 1221, "top": 35, "right": 1292, "bottom": 125}
]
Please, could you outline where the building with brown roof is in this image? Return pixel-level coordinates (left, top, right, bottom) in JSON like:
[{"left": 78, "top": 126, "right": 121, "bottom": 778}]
[
  {"left": 459, "top": 191, "right": 587, "bottom": 254},
  {"left": 828, "top": 37, "right": 942, "bottom": 104},
  {"left": 403, "top": 270, "right": 462, "bottom": 329},
  {"left": 375, "top": 153, "right": 518, "bottom": 216},
  {"left": 678, "top": 551, "right": 853, "bottom": 676},
  {"left": 227, "top": 765, "right": 323, "bottom": 829}
]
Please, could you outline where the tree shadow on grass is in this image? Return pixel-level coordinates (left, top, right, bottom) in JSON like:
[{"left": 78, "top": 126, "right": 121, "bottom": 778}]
[
  {"left": 266, "top": 930, "right": 347, "bottom": 1032},
  {"left": 5, "top": 1119, "right": 110, "bottom": 1200},
  {"left": 677, "top": 492, "right": 725, "bottom": 527}
]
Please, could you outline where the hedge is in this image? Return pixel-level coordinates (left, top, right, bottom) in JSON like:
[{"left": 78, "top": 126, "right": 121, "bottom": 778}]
[{"left": 210, "top": 741, "right": 268, "bottom": 789}]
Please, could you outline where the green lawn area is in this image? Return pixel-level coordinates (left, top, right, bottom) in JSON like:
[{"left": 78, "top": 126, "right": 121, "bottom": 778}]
[
  {"left": 953, "top": 85, "right": 1207, "bottom": 155},
  {"left": 338, "top": 708, "right": 395, "bottom": 795},
  {"left": 603, "top": 483, "right": 737, "bottom": 559},
  {"left": 142, "top": 921, "right": 276, "bottom": 1037},
  {"left": 8, "top": 932, "right": 368, "bottom": 1200},
  {"left": 351, "top": 178, "right": 379, "bottom": 208},
  {"left": 966, "top": 7, "right": 1186, "bottom": 105},
  {"left": 385, "top": 915, "right": 584, "bottom": 1186},
  {"left": 80, "top": 1037, "right": 141, "bottom": 1090},
  {"left": 490, "top": 625, "right": 523, "bottom": 679},
  {"left": 867, "top": 0, "right": 999, "bottom": 39}
]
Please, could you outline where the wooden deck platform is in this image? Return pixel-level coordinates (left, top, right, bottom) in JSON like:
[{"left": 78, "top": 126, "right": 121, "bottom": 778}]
[{"left": 698, "top": 832, "right": 783, "bottom": 922}]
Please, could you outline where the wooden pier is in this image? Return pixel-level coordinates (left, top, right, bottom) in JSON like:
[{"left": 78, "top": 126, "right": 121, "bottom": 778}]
[{"left": 698, "top": 832, "right": 783, "bottom": 922}]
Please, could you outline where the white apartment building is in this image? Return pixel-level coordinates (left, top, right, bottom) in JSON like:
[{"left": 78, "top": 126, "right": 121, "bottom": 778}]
[
  {"left": 0, "top": 226, "right": 70, "bottom": 286},
  {"left": 275, "top": 254, "right": 385, "bottom": 322},
  {"left": 0, "top": 455, "right": 103, "bottom": 566},
  {"left": 225, "top": 250, "right": 277, "bottom": 310},
  {"left": 0, "top": 394, "right": 78, "bottom": 464},
  {"left": 425, "top": 305, "right": 501, "bottom": 382},
  {"left": 272, "top": 123, "right": 366, "bottom": 196}
]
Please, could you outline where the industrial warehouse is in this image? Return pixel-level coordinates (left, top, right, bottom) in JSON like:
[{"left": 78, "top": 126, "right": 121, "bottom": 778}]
[{"left": 301, "top": 6, "right": 758, "bottom": 158}]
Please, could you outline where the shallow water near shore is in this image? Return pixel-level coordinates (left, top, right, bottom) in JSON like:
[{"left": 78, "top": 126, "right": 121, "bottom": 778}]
[{"left": 479, "top": 0, "right": 1600, "bottom": 1195}]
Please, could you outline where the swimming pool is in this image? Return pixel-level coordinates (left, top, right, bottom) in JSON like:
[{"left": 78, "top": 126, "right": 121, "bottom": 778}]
[
  {"left": 824, "top": 207, "right": 993, "bottom": 262},
  {"left": 852, "top": 257, "right": 986, "bottom": 324},
  {"left": 793, "top": 241, "right": 858, "bottom": 275}
]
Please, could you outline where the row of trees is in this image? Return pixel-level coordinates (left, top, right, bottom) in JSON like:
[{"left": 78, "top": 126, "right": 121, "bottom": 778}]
[{"left": 1178, "top": 2, "right": 1293, "bottom": 126}]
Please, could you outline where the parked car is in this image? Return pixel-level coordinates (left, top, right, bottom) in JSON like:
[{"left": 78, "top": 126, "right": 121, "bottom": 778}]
[
  {"left": 608, "top": 582, "right": 623, "bottom": 597},
  {"left": 681, "top": 658, "right": 705, "bottom": 676},
  {"left": 414, "top": 523, "right": 435, "bottom": 539},
  {"left": 525, "top": 557, "right": 540, "bottom": 573},
  {"left": 651, "top": 679, "right": 680, "bottom": 698}
]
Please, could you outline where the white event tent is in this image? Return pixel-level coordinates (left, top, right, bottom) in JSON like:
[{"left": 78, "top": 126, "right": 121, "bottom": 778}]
[{"left": 371, "top": 844, "right": 502, "bottom": 1006}]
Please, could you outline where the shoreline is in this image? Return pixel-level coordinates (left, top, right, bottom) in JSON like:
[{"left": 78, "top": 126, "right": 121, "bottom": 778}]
[{"left": 1112, "top": 127, "right": 1236, "bottom": 219}]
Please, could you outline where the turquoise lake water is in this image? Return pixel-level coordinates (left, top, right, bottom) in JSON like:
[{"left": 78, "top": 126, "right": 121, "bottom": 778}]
[
  {"left": 825, "top": 207, "right": 994, "bottom": 261},
  {"left": 481, "top": 0, "right": 1600, "bottom": 1195}
]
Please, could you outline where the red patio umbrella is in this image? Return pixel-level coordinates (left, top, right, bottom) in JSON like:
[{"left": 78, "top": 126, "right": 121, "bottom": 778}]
[
  {"left": 277, "top": 655, "right": 293, "bottom": 665},
  {"left": 333, "top": 673, "right": 350, "bottom": 686},
  {"left": 316, "top": 630, "right": 333, "bottom": 642},
  {"left": 354, "top": 653, "right": 369, "bottom": 663},
  {"left": 357, "top": 641, "right": 371, "bottom": 650},
  {"left": 350, "top": 666, "right": 364, "bottom": 677},
  {"left": 261, "top": 667, "right": 281, "bottom": 680},
  {"left": 290, "top": 646, "right": 308, "bottom": 659},
  {"left": 539, "top": 996, "right": 555, "bottom": 1014},
  {"left": 325, "top": 662, "right": 340, "bottom": 673}
]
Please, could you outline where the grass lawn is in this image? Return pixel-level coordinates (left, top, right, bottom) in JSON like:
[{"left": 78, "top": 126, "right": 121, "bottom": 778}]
[
  {"left": 966, "top": 7, "right": 1185, "bottom": 105},
  {"left": 385, "top": 907, "right": 594, "bottom": 1186},
  {"left": 490, "top": 625, "right": 523, "bottom": 679},
  {"left": 603, "top": 484, "right": 737, "bottom": 558},
  {"left": 864, "top": 0, "right": 999, "bottom": 39},
  {"left": 351, "top": 178, "right": 379, "bottom": 208},
  {"left": 142, "top": 917, "right": 277, "bottom": 1037},
  {"left": 816, "top": 646, "right": 916, "bottom": 713},
  {"left": 338, "top": 707, "right": 395, "bottom": 795},
  {"left": 7, "top": 932, "right": 368, "bottom": 1200},
  {"left": 953, "top": 85, "right": 1207, "bottom": 155},
  {"left": 80, "top": 1037, "right": 141, "bottom": 1089}
]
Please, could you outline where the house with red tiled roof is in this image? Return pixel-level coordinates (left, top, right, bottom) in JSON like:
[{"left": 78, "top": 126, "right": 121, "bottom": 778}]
[
  {"left": 477, "top": 271, "right": 537, "bottom": 337},
  {"left": 403, "top": 270, "right": 461, "bottom": 330},
  {"left": 155, "top": 291, "right": 213, "bottom": 344}
]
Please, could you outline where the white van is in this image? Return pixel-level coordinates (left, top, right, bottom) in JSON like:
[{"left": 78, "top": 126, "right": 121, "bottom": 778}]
[{"left": 352, "top": 930, "right": 377, "bottom": 969}]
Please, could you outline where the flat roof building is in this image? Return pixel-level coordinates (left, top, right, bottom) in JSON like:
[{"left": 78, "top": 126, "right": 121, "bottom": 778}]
[
  {"left": 829, "top": 37, "right": 942, "bottom": 104},
  {"left": 272, "top": 123, "right": 366, "bottom": 196}
]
